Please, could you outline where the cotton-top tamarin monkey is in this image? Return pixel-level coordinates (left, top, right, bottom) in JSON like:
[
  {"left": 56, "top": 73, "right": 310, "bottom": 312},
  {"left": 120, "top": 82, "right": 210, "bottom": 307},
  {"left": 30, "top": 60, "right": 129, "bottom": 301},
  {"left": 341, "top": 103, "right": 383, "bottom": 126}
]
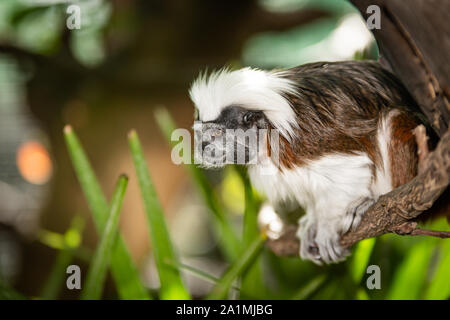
[{"left": 189, "top": 60, "right": 427, "bottom": 264}]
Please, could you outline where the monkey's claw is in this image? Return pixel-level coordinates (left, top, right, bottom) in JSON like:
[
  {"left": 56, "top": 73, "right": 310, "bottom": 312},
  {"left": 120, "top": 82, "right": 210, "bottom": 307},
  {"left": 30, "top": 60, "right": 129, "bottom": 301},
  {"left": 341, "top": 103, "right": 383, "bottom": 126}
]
[{"left": 297, "top": 216, "right": 350, "bottom": 264}]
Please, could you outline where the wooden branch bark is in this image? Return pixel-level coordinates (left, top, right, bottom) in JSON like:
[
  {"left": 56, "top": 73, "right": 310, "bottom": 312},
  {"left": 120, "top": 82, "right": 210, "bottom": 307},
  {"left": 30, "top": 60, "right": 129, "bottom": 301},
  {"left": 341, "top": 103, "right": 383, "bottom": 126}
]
[
  {"left": 350, "top": 0, "right": 450, "bottom": 137},
  {"left": 340, "top": 126, "right": 450, "bottom": 247}
]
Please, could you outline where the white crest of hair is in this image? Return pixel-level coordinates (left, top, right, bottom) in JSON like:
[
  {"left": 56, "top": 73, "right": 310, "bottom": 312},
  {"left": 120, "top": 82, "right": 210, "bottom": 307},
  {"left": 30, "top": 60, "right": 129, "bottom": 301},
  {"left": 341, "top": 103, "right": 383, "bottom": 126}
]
[{"left": 189, "top": 67, "right": 299, "bottom": 140}]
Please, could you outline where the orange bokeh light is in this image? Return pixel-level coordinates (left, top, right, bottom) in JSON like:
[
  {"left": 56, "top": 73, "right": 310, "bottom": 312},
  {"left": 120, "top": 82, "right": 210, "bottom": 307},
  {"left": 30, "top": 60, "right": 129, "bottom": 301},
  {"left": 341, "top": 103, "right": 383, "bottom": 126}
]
[{"left": 16, "top": 141, "right": 53, "bottom": 185}]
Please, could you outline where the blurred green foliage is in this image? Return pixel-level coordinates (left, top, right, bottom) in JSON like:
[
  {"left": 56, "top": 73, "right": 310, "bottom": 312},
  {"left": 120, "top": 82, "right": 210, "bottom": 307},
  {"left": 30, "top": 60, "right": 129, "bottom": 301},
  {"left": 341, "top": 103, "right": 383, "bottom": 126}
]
[
  {"left": 0, "top": 0, "right": 110, "bottom": 66},
  {"left": 25, "top": 110, "right": 450, "bottom": 300},
  {"left": 0, "top": 0, "right": 448, "bottom": 301},
  {"left": 81, "top": 175, "right": 128, "bottom": 300},
  {"left": 129, "top": 130, "right": 190, "bottom": 300},
  {"left": 0, "top": 108, "right": 448, "bottom": 301},
  {"left": 244, "top": 0, "right": 378, "bottom": 67}
]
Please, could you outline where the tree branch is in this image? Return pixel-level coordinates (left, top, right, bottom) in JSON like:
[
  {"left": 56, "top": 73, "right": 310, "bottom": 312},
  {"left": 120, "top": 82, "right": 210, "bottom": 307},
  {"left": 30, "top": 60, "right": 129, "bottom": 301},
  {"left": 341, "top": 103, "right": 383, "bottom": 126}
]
[{"left": 266, "top": 125, "right": 450, "bottom": 257}]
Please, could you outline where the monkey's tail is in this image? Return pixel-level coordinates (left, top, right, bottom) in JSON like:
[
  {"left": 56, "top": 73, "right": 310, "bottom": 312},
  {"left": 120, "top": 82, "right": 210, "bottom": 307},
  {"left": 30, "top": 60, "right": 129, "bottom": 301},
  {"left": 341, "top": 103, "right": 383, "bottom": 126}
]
[{"left": 387, "top": 108, "right": 449, "bottom": 224}]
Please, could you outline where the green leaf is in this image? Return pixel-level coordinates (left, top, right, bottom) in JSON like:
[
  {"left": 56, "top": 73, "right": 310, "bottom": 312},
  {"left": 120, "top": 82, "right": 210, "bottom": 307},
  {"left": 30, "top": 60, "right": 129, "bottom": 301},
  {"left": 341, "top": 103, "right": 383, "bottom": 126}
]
[
  {"left": 387, "top": 239, "right": 435, "bottom": 300},
  {"left": 40, "top": 216, "right": 84, "bottom": 299},
  {"left": 207, "top": 236, "right": 265, "bottom": 300},
  {"left": 425, "top": 240, "right": 450, "bottom": 299},
  {"left": 170, "top": 262, "right": 240, "bottom": 291},
  {"left": 0, "top": 256, "right": 26, "bottom": 300},
  {"left": 0, "top": 279, "right": 26, "bottom": 300},
  {"left": 236, "top": 166, "right": 265, "bottom": 299},
  {"left": 128, "top": 130, "right": 190, "bottom": 300},
  {"left": 292, "top": 274, "right": 327, "bottom": 300},
  {"left": 355, "top": 288, "right": 370, "bottom": 300},
  {"left": 154, "top": 108, "right": 240, "bottom": 262},
  {"left": 350, "top": 237, "right": 376, "bottom": 284},
  {"left": 63, "top": 125, "right": 150, "bottom": 300},
  {"left": 38, "top": 229, "right": 66, "bottom": 250},
  {"left": 15, "top": 6, "right": 63, "bottom": 54},
  {"left": 242, "top": 18, "right": 339, "bottom": 68},
  {"left": 82, "top": 175, "right": 128, "bottom": 300},
  {"left": 41, "top": 250, "right": 73, "bottom": 300}
]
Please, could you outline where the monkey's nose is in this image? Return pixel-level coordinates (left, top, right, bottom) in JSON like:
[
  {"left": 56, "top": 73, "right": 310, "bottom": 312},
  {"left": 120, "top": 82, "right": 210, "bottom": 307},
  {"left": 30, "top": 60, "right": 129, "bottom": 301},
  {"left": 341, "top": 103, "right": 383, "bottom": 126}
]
[{"left": 212, "top": 128, "right": 223, "bottom": 137}]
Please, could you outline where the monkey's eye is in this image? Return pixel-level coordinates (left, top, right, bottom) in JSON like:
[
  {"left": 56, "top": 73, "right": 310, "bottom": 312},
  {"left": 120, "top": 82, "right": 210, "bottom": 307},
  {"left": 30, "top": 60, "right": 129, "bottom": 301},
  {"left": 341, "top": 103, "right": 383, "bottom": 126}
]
[{"left": 243, "top": 112, "right": 253, "bottom": 124}]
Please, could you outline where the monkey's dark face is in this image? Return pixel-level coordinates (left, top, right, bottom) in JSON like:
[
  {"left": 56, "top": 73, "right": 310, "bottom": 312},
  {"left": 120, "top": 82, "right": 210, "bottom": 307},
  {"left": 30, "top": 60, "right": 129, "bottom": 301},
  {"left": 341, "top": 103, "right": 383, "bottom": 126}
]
[
  {"left": 194, "top": 105, "right": 269, "bottom": 168},
  {"left": 189, "top": 67, "right": 299, "bottom": 168},
  {"left": 200, "top": 105, "right": 268, "bottom": 131}
]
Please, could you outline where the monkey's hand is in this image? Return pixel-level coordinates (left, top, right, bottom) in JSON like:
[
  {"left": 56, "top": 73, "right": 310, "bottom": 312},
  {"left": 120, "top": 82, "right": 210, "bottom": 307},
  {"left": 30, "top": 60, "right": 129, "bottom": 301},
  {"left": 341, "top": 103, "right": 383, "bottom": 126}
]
[
  {"left": 297, "top": 197, "right": 375, "bottom": 264},
  {"left": 296, "top": 214, "right": 350, "bottom": 264}
]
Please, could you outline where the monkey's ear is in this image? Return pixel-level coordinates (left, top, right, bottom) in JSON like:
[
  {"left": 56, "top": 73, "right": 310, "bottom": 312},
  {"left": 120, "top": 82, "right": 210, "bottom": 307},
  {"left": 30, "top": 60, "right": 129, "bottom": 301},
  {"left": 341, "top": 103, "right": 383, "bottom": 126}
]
[
  {"left": 255, "top": 111, "right": 270, "bottom": 129},
  {"left": 193, "top": 108, "right": 199, "bottom": 121}
]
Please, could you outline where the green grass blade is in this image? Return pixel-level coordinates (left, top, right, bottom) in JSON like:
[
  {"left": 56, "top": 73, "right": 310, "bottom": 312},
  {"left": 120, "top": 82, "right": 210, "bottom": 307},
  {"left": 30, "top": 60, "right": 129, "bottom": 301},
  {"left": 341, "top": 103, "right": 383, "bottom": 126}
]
[
  {"left": 40, "top": 216, "right": 84, "bottom": 299},
  {"left": 82, "top": 175, "right": 128, "bottom": 300},
  {"left": 424, "top": 240, "right": 450, "bottom": 299},
  {"left": 355, "top": 288, "right": 370, "bottom": 300},
  {"left": 236, "top": 166, "right": 265, "bottom": 298},
  {"left": 64, "top": 125, "right": 150, "bottom": 300},
  {"left": 170, "top": 262, "right": 240, "bottom": 291},
  {"left": 190, "top": 168, "right": 241, "bottom": 261},
  {"left": 424, "top": 219, "right": 450, "bottom": 299},
  {"left": 41, "top": 250, "right": 73, "bottom": 299},
  {"left": 207, "top": 236, "right": 265, "bottom": 300},
  {"left": 128, "top": 130, "right": 190, "bottom": 300},
  {"left": 350, "top": 237, "right": 376, "bottom": 284},
  {"left": 154, "top": 108, "right": 240, "bottom": 261},
  {"left": 386, "top": 239, "right": 435, "bottom": 300},
  {"left": 64, "top": 126, "right": 110, "bottom": 228},
  {"left": 0, "top": 280, "right": 26, "bottom": 300},
  {"left": 38, "top": 229, "right": 66, "bottom": 250},
  {"left": 0, "top": 265, "right": 26, "bottom": 300},
  {"left": 292, "top": 274, "right": 327, "bottom": 300},
  {"left": 237, "top": 167, "right": 260, "bottom": 247}
]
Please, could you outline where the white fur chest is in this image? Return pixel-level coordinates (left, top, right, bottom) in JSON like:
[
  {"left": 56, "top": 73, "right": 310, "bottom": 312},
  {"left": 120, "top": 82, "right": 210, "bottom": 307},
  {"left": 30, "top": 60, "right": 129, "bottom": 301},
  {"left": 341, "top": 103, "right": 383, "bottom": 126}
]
[{"left": 248, "top": 153, "right": 384, "bottom": 216}]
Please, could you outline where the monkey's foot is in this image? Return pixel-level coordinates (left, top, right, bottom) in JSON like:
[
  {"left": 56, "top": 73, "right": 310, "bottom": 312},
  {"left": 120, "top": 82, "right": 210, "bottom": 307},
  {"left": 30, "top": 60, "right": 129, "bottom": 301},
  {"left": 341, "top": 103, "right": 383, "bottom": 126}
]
[{"left": 297, "top": 215, "right": 350, "bottom": 265}]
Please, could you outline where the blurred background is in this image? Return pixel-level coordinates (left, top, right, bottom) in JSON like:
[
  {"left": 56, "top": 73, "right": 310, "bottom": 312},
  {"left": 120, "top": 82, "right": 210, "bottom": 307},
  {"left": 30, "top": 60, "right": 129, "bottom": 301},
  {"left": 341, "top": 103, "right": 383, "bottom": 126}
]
[{"left": 0, "top": 0, "right": 448, "bottom": 300}]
